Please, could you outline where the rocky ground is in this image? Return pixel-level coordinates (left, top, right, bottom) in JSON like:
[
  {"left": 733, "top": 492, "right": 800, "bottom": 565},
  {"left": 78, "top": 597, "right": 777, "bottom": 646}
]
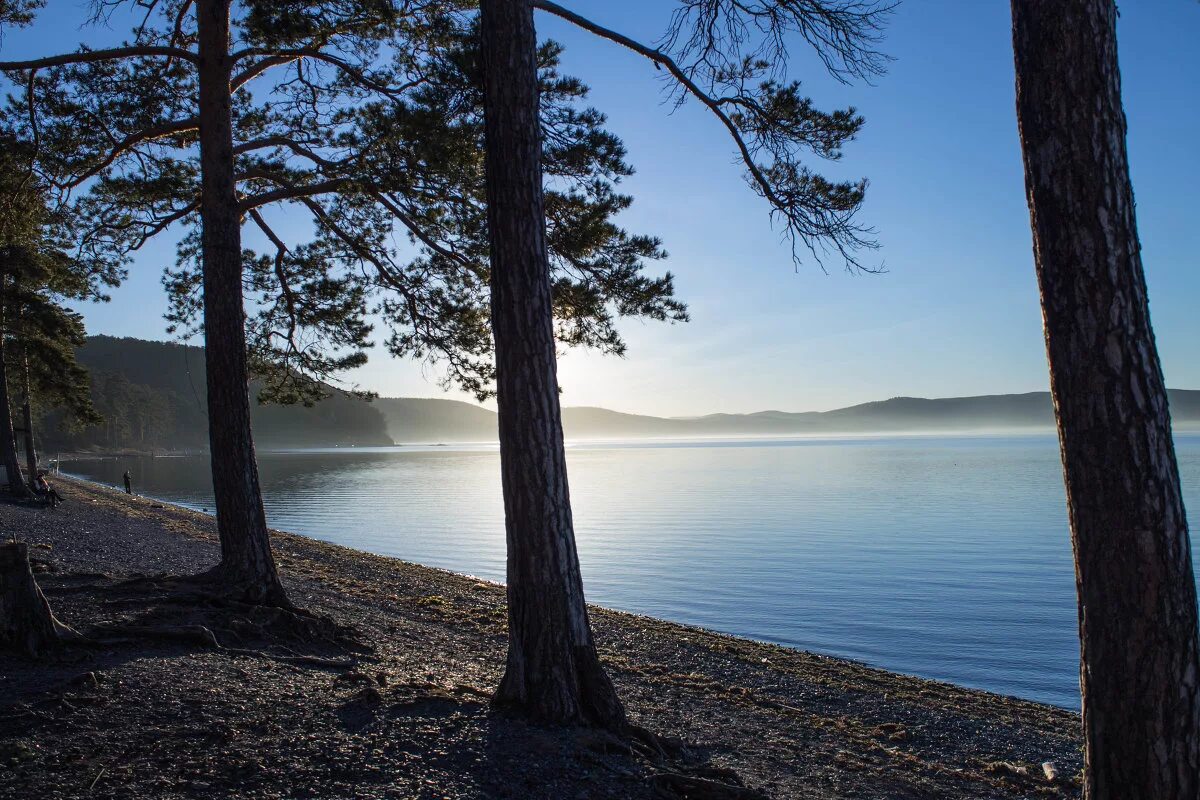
[{"left": 1, "top": 476, "right": 1083, "bottom": 799}]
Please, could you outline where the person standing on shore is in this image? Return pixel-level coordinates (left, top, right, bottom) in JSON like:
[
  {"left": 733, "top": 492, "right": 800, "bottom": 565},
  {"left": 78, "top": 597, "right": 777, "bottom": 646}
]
[{"left": 123, "top": 470, "right": 132, "bottom": 495}]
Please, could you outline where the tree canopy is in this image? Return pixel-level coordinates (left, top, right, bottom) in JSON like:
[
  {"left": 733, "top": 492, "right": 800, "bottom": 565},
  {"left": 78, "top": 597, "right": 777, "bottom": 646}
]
[{"left": 1, "top": 0, "right": 688, "bottom": 403}]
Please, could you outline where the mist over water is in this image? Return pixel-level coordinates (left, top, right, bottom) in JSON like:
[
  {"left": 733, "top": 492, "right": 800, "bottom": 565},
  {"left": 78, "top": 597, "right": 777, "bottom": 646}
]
[{"left": 61, "top": 433, "right": 1200, "bottom": 710}]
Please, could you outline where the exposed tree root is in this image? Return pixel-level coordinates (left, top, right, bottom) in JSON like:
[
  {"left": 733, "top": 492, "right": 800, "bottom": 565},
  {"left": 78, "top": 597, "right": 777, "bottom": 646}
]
[
  {"left": 99, "top": 571, "right": 368, "bottom": 652},
  {"left": 627, "top": 722, "right": 690, "bottom": 762},
  {"left": 85, "top": 622, "right": 358, "bottom": 670},
  {"left": 1, "top": 542, "right": 82, "bottom": 658},
  {"left": 574, "top": 719, "right": 767, "bottom": 798},
  {"left": 651, "top": 771, "right": 771, "bottom": 800},
  {"left": 30, "top": 568, "right": 368, "bottom": 672}
]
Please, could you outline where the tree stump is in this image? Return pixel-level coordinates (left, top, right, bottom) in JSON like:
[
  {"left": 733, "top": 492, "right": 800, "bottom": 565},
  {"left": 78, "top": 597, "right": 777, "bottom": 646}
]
[{"left": 0, "top": 542, "right": 72, "bottom": 657}]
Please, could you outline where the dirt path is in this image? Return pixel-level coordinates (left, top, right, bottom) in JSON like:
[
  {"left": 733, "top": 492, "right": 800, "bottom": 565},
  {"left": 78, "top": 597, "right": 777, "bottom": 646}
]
[{"left": 0, "top": 477, "right": 1082, "bottom": 799}]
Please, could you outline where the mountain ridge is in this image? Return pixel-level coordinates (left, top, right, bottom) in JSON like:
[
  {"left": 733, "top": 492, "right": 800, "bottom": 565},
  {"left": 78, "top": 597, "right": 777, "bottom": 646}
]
[
  {"left": 45, "top": 336, "right": 1200, "bottom": 448},
  {"left": 376, "top": 389, "right": 1200, "bottom": 443}
]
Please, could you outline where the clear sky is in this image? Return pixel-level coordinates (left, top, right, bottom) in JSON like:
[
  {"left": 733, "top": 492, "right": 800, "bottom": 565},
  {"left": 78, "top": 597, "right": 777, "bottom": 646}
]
[{"left": 6, "top": 1, "right": 1198, "bottom": 417}]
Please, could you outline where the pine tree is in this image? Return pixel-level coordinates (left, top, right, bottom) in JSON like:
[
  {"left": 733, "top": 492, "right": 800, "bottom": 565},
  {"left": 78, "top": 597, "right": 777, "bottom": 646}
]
[
  {"left": 476, "top": 0, "right": 889, "bottom": 725},
  {"left": 0, "top": 133, "right": 113, "bottom": 495},
  {"left": 1011, "top": 1, "right": 1200, "bottom": 796},
  {"left": 0, "top": 0, "right": 410, "bottom": 603},
  {"left": 8, "top": 285, "right": 101, "bottom": 481}
]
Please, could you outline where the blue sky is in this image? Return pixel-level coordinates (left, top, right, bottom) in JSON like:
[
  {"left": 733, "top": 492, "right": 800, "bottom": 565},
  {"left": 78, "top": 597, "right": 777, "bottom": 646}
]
[{"left": 5, "top": 1, "right": 1198, "bottom": 416}]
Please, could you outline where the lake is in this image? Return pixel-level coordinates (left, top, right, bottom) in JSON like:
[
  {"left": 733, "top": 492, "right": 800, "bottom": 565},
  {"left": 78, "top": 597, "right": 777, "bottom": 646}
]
[{"left": 59, "top": 433, "right": 1200, "bottom": 710}]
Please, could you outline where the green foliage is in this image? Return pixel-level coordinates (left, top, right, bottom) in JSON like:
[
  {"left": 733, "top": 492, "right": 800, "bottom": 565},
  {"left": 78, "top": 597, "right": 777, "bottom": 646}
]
[
  {"left": 654, "top": 0, "right": 893, "bottom": 267},
  {"left": 536, "top": 0, "right": 890, "bottom": 270},
  {"left": 3, "top": 1, "right": 686, "bottom": 402},
  {"left": 0, "top": 0, "right": 41, "bottom": 31},
  {"left": 0, "top": 133, "right": 103, "bottom": 434},
  {"left": 4, "top": 0, "right": 885, "bottom": 403}
]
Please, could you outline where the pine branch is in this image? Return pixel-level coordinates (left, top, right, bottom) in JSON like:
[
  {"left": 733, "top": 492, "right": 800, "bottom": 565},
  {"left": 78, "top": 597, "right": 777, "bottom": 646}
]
[
  {"left": 534, "top": 0, "right": 876, "bottom": 270},
  {"left": 0, "top": 45, "right": 199, "bottom": 70},
  {"left": 229, "top": 47, "right": 409, "bottom": 98},
  {"left": 238, "top": 178, "right": 350, "bottom": 212},
  {"left": 534, "top": 1, "right": 769, "bottom": 202},
  {"left": 60, "top": 118, "right": 199, "bottom": 189}
]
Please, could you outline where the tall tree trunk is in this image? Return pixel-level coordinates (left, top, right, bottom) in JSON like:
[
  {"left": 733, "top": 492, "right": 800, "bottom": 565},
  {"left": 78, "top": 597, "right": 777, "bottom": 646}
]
[
  {"left": 0, "top": 278, "right": 30, "bottom": 497},
  {"left": 20, "top": 347, "right": 36, "bottom": 486},
  {"left": 196, "top": 0, "right": 285, "bottom": 605},
  {"left": 479, "top": 0, "right": 625, "bottom": 727},
  {"left": 1011, "top": 2, "right": 1200, "bottom": 797}
]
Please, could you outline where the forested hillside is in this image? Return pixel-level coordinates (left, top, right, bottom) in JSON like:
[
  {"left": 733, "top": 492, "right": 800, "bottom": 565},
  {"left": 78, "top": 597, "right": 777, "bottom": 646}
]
[{"left": 38, "top": 337, "right": 393, "bottom": 452}]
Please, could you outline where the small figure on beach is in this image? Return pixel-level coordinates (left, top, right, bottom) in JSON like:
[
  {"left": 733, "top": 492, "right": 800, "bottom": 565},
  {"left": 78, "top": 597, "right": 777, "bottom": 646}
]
[
  {"left": 123, "top": 470, "right": 132, "bottom": 495},
  {"left": 35, "top": 472, "right": 65, "bottom": 508}
]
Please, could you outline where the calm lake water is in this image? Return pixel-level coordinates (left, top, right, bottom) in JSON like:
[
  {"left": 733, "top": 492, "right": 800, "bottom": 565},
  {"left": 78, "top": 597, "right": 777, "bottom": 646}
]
[{"left": 60, "top": 433, "right": 1200, "bottom": 710}]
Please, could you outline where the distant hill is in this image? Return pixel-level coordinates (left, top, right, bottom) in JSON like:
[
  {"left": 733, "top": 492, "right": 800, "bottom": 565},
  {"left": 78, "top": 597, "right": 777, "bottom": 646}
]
[
  {"left": 371, "top": 397, "right": 498, "bottom": 443},
  {"left": 41, "top": 336, "right": 393, "bottom": 451},
  {"left": 376, "top": 390, "right": 1200, "bottom": 443},
  {"left": 36, "top": 336, "right": 1200, "bottom": 449}
]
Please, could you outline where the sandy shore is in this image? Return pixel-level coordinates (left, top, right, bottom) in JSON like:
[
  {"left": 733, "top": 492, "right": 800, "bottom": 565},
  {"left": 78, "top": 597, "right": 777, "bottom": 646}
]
[{"left": 0, "top": 476, "right": 1083, "bottom": 799}]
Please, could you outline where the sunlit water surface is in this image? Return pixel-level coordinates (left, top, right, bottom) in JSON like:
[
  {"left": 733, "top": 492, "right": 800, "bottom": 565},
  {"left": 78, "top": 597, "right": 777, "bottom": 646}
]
[{"left": 61, "top": 433, "right": 1200, "bottom": 709}]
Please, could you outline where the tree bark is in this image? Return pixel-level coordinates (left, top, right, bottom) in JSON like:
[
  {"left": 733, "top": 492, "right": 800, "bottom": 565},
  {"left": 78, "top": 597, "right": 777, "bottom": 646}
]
[
  {"left": 0, "top": 278, "right": 31, "bottom": 497},
  {"left": 20, "top": 347, "right": 37, "bottom": 486},
  {"left": 0, "top": 542, "right": 73, "bottom": 657},
  {"left": 196, "top": 0, "right": 285, "bottom": 605},
  {"left": 1011, "top": 2, "right": 1200, "bottom": 797},
  {"left": 479, "top": 0, "right": 625, "bottom": 727}
]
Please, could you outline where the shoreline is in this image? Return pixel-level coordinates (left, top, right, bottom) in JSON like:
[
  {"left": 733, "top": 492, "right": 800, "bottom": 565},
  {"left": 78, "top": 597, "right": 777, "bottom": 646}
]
[{"left": 2, "top": 476, "right": 1084, "bottom": 798}]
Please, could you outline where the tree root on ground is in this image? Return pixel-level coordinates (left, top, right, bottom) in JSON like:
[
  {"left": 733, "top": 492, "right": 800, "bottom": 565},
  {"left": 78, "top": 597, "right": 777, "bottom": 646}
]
[
  {"left": 574, "top": 720, "right": 769, "bottom": 799},
  {"left": 630, "top": 726, "right": 770, "bottom": 800},
  {"left": 93, "top": 571, "right": 370, "bottom": 652},
  {"left": 83, "top": 622, "right": 358, "bottom": 670},
  {"left": 35, "top": 569, "right": 368, "bottom": 669},
  {"left": 651, "top": 771, "right": 771, "bottom": 800}
]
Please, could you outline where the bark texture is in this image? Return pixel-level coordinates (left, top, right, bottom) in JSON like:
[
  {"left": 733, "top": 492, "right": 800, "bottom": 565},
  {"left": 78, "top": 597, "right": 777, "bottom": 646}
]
[
  {"left": 479, "top": 0, "right": 625, "bottom": 727},
  {"left": 0, "top": 542, "right": 71, "bottom": 657},
  {"left": 21, "top": 350, "right": 37, "bottom": 486},
  {"left": 0, "top": 283, "right": 30, "bottom": 497},
  {"left": 196, "top": 0, "right": 285, "bottom": 605},
  {"left": 1011, "top": 2, "right": 1200, "bottom": 797}
]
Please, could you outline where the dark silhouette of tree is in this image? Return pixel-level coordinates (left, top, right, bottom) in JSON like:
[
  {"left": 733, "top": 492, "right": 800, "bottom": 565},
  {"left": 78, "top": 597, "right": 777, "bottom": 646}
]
[
  {"left": 0, "top": 542, "right": 78, "bottom": 656},
  {"left": 2, "top": 6, "right": 688, "bottom": 604},
  {"left": 479, "top": 0, "right": 622, "bottom": 726},
  {"left": 8, "top": 278, "right": 100, "bottom": 484},
  {"left": 1011, "top": 1, "right": 1200, "bottom": 797},
  {"left": 0, "top": 143, "right": 38, "bottom": 496},
  {"left": 476, "top": 0, "right": 888, "bottom": 725},
  {"left": 0, "top": 134, "right": 112, "bottom": 495},
  {"left": 159, "top": 16, "right": 687, "bottom": 404},
  {"left": 0, "top": 0, "right": 410, "bottom": 603}
]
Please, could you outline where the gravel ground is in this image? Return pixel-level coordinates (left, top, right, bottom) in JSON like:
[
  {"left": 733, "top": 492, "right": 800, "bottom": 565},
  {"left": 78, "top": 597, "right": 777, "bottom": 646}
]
[{"left": 0, "top": 476, "right": 1083, "bottom": 799}]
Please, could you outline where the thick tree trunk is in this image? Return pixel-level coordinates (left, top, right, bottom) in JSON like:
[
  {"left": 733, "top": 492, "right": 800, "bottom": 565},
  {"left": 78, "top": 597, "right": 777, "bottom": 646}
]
[
  {"left": 0, "top": 281, "right": 31, "bottom": 497},
  {"left": 479, "top": 0, "right": 625, "bottom": 727},
  {"left": 196, "top": 0, "right": 285, "bottom": 605},
  {"left": 0, "top": 542, "right": 72, "bottom": 657},
  {"left": 20, "top": 349, "right": 36, "bottom": 486},
  {"left": 1011, "top": 2, "right": 1200, "bottom": 797}
]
